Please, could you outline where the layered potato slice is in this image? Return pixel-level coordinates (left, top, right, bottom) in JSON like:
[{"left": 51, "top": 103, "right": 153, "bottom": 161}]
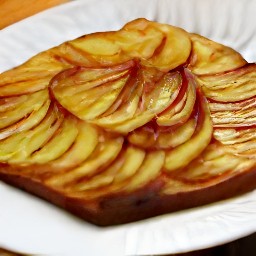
[{"left": 0, "top": 18, "right": 255, "bottom": 226}]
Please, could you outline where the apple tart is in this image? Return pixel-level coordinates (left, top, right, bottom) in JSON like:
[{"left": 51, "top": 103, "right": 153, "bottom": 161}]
[{"left": 0, "top": 19, "right": 255, "bottom": 226}]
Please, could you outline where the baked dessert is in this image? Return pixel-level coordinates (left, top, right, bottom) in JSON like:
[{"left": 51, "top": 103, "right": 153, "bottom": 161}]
[{"left": 0, "top": 18, "right": 255, "bottom": 226}]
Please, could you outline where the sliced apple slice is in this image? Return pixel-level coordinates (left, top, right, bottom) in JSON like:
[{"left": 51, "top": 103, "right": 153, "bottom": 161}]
[
  {"left": 46, "top": 136, "right": 124, "bottom": 187},
  {"left": 157, "top": 118, "right": 197, "bottom": 148},
  {"left": 53, "top": 73, "right": 130, "bottom": 120},
  {"left": 70, "top": 18, "right": 191, "bottom": 71},
  {"left": 50, "top": 60, "right": 135, "bottom": 95},
  {"left": 69, "top": 150, "right": 165, "bottom": 198},
  {"left": 0, "top": 104, "right": 64, "bottom": 163},
  {"left": 50, "top": 63, "right": 134, "bottom": 120},
  {"left": 188, "top": 33, "right": 247, "bottom": 75},
  {"left": 146, "top": 21, "right": 191, "bottom": 71},
  {"left": 0, "top": 99, "right": 50, "bottom": 140},
  {"left": 227, "top": 140, "right": 256, "bottom": 157},
  {"left": 74, "top": 151, "right": 127, "bottom": 191},
  {"left": 214, "top": 128, "right": 256, "bottom": 145},
  {"left": 110, "top": 112, "right": 155, "bottom": 134},
  {"left": 157, "top": 70, "right": 196, "bottom": 126},
  {"left": 128, "top": 124, "right": 157, "bottom": 149},
  {"left": 164, "top": 92, "right": 213, "bottom": 171},
  {"left": 125, "top": 150, "right": 165, "bottom": 191},
  {"left": 175, "top": 152, "right": 251, "bottom": 182},
  {"left": 56, "top": 71, "right": 129, "bottom": 109},
  {"left": 74, "top": 146, "right": 145, "bottom": 191},
  {"left": 209, "top": 97, "right": 256, "bottom": 127},
  {"left": 53, "top": 42, "right": 101, "bottom": 67},
  {"left": 156, "top": 74, "right": 188, "bottom": 123},
  {"left": 70, "top": 32, "right": 121, "bottom": 57},
  {"left": 170, "top": 141, "right": 256, "bottom": 182},
  {"left": 141, "top": 71, "right": 182, "bottom": 112},
  {"left": 27, "top": 117, "right": 79, "bottom": 164},
  {"left": 0, "top": 94, "right": 28, "bottom": 112},
  {"left": 198, "top": 64, "right": 256, "bottom": 102},
  {"left": 46, "top": 122, "right": 99, "bottom": 170},
  {"left": 94, "top": 94, "right": 140, "bottom": 127},
  {"left": 128, "top": 114, "right": 197, "bottom": 149},
  {"left": 0, "top": 51, "right": 69, "bottom": 85},
  {"left": 74, "top": 76, "right": 130, "bottom": 120},
  {"left": 92, "top": 67, "right": 145, "bottom": 128},
  {"left": 0, "top": 77, "right": 53, "bottom": 97},
  {"left": 0, "top": 90, "right": 49, "bottom": 129},
  {"left": 104, "top": 71, "right": 182, "bottom": 133},
  {"left": 114, "top": 24, "right": 164, "bottom": 60}
]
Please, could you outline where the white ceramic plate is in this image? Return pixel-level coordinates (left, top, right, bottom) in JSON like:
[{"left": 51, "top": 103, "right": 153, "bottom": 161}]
[{"left": 0, "top": 0, "right": 256, "bottom": 255}]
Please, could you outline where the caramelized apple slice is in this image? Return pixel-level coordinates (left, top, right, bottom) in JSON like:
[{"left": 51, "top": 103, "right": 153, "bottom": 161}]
[
  {"left": 122, "top": 19, "right": 191, "bottom": 70},
  {"left": 214, "top": 127, "right": 256, "bottom": 158},
  {"left": 209, "top": 97, "right": 256, "bottom": 127},
  {"left": 46, "top": 136, "right": 123, "bottom": 187},
  {"left": 52, "top": 42, "right": 101, "bottom": 67},
  {"left": 72, "top": 76, "right": 129, "bottom": 120},
  {"left": 141, "top": 71, "right": 182, "bottom": 111},
  {"left": 0, "top": 104, "right": 63, "bottom": 163},
  {"left": 170, "top": 142, "right": 255, "bottom": 183},
  {"left": 157, "top": 70, "right": 196, "bottom": 126},
  {"left": 0, "top": 94, "right": 29, "bottom": 112},
  {"left": 50, "top": 60, "right": 134, "bottom": 95},
  {"left": 0, "top": 77, "right": 54, "bottom": 96},
  {"left": 74, "top": 146, "right": 145, "bottom": 191},
  {"left": 68, "top": 21, "right": 162, "bottom": 66},
  {"left": 164, "top": 92, "right": 213, "bottom": 171},
  {"left": 50, "top": 63, "right": 134, "bottom": 120},
  {"left": 70, "top": 18, "right": 191, "bottom": 71},
  {"left": 188, "top": 33, "right": 247, "bottom": 75},
  {"left": 0, "top": 52, "right": 69, "bottom": 85},
  {"left": 80, "top": 151, "right": 165, "bottom": 198},
  {"left": 69, "top": 150, "right": 164, "bottom": 198},
  {"left": 128, "top": 124, "right": 157, "bottom": 149},
  {"left": 174, "top": 150, "right": 254, "bottom": 182},
  {"left": 113, "top": 24, "right": 164, "bottom": 60},
  {"left": 0, "top": 99, "right": 50, "bottom": 140},
  {"left": 198, "top": 64, "right": 256, "bottom": 102},
  {"left": 157, "top": 118, "right": 197, "bottom": 148},
  {"left": 107, "top": 71, "right": 182, "bottom": 133},
  {"left": 214, "top": 128, "right": 256, "bottom": 145},
  {"left": 125, "top": 150, "right": 165, "bottom": 191},
  {"left": 27, "top": 117, "right": 78, "bottom": 164},
  {"left": 46, "top": 122, "right": 99, "bottom": 170},
  {"left": 156, "top": 74, "right": 188, "bottom": 123},
  {"left": 147, "top": 21, "right": 191, "bottom": 71},
  {"left": 223, "top": 140, "right": 256, "bottom": 157},
  {"left": 93, "top": 94, "right": 140, "bottom": 127},
  {"left": 0, "top": 90, "right": 49, "bottom": 129},
  {"left": 128, "top": 114, "right": 197, "bottom": 149}
]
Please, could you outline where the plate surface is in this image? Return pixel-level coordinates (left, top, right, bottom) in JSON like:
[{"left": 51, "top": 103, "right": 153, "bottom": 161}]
[{"left": 0, "top": 0, "right": 256, "bottom": 255}]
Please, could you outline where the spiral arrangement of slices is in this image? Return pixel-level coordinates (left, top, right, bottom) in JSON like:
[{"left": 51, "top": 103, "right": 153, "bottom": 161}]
[{"left": 0, "top": 18, "right": 255, "bottom": 199}]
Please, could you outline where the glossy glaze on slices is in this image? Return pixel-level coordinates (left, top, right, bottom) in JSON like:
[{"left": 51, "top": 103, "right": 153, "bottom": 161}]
[{"left": 0, "top": 19, "right": 255, "bottom": 225}]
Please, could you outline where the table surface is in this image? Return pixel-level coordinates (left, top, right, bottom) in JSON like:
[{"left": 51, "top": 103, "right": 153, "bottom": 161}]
[{"left": 0, "top": 0, "right": 255, "bottom": 255}]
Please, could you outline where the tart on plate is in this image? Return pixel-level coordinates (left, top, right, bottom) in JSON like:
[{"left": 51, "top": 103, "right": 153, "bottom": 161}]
[{"left": 0, "top": 18, "right": 255, "bottom": 226}]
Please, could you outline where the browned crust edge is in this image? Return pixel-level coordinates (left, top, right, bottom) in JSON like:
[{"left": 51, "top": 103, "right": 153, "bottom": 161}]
[{"left": 1, "top": 166, "right": 256, "bottom": 226}]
